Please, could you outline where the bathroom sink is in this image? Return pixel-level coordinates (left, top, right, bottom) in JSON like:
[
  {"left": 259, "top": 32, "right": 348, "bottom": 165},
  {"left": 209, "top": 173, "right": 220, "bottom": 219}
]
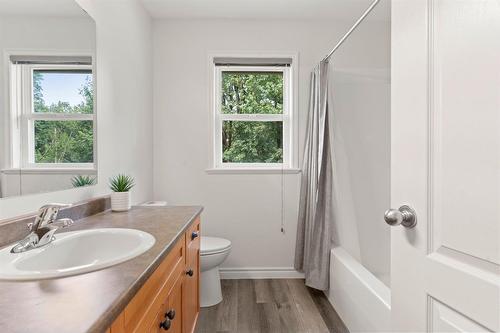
[{"left": 0, "top": 228, "right": 155, "bottom": 281}]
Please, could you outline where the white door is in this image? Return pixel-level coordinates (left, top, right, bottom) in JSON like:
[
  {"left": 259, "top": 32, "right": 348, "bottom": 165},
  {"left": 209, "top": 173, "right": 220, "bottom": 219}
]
[{"left": 391, "top": 0, "right": 500, "bottom": 332}]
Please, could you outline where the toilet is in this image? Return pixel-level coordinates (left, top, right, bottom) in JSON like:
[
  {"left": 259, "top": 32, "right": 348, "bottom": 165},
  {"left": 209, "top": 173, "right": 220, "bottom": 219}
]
[{"left": 200, "top": 236, "right": 231, "bottom": 307}]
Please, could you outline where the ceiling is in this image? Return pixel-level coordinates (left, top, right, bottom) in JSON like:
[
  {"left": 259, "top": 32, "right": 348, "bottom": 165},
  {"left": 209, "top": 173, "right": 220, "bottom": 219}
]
[
  {"left": 0, "top": 0, "right": 87, "bottom": 17},
  {"left": 140, "top": 0, "right": 390, "bottom": 21},
  {"left": 0, "top": 0, "right": 389, "bottom": 21}
]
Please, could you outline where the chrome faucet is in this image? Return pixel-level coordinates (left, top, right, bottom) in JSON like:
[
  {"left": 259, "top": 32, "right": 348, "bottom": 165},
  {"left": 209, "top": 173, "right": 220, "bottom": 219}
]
[{"left": 11, "top": 203, "right": 74, "bottom": 253}]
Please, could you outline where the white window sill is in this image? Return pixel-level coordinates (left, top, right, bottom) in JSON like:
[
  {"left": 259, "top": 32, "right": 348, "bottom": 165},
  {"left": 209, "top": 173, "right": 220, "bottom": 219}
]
[{"left": 205, "top": 168, "right": 301, "bottom": 175}]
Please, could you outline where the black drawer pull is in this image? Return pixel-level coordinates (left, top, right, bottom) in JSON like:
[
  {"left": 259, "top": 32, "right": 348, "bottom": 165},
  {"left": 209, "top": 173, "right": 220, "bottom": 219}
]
[
  {"left": 186, "top": 269, "right": 194, "bottom": 277},
  {"left": 166, "top": 309, "right": 176, "bottom": 320},
  {"left": 191, "top": 231, "right": 199, "bottom": 240},
  {"left": 159, "top": 318, "right": 171, "bottom": 330}
]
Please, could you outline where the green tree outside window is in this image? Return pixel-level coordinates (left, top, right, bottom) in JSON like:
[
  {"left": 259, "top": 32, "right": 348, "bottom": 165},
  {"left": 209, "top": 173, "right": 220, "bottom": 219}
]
[
  {"left": 221, "top": 72, "right": 284, "bottom": 163},
  {"left": 32, "top": 71, "right": 94, "bottom": 163}
]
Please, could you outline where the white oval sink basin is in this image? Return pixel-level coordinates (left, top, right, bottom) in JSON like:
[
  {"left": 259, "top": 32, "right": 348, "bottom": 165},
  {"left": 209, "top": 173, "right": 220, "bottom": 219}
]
[{"left": 0, "top": 228, "right": 155, "bottom": 281}]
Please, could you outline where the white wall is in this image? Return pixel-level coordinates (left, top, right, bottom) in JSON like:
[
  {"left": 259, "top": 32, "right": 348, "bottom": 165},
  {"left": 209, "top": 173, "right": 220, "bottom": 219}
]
[
  {"left": 152, "top": 18, "right": 390, "bottom": 275},
  {"left": 0, "top": 0, "right": 154, "bottom": 219}
]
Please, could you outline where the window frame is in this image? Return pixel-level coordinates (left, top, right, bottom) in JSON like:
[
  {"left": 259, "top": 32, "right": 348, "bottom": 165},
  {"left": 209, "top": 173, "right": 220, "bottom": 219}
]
[
  {"left": 212, "top": 64, "right": 295, "bottom": 170},
  {"left": 12, "top": 63, "right": 96, "bottom": 169}
]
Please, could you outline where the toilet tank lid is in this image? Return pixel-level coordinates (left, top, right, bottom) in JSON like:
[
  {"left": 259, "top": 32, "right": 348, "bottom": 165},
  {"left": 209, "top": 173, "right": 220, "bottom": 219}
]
[{"left": 201, "top": 236, "right": 231, "bottom": 254}]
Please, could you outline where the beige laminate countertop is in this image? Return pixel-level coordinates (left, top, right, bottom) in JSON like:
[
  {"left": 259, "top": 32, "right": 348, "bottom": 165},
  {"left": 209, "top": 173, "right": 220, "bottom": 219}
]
[{"left": 0, "top": 205, "right": 203, "bottom": 333}]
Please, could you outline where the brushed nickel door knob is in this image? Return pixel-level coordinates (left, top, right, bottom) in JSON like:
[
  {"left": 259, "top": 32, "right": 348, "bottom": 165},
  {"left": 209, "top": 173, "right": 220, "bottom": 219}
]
[{"left": 384, "top": 205, "right": 417, "bottom": 228}]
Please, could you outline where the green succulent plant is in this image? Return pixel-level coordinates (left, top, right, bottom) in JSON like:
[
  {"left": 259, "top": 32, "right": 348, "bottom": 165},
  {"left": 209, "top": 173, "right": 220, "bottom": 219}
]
[
  {"left": 71, "top": 175, "right": 97, "bottom": 187},
  {"left": 109, "top": 174, "right": 135, "bottom": 192}
]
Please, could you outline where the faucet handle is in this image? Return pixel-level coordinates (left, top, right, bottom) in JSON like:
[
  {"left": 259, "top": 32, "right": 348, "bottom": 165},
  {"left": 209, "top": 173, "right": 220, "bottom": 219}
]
[
  {"left": 52, "top": 218, "right": 74, "bottom": 228},
  {"left": 37, "top": 203, "right": 72, "bottom": 220},
  {"left": 34, "top": 203, "right": 72, "bottom": 229}
]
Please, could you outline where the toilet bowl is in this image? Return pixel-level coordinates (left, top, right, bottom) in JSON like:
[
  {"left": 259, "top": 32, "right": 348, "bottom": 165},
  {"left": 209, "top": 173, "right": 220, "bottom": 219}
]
[{"left": 200, "top": 236, "right": 231, "bottom": 307}]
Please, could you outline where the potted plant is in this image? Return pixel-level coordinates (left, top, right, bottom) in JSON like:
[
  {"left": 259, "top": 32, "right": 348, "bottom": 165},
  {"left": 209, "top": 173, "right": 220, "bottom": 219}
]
[
  {"left": 71, "top": 175, "right": 97, "bottom": 188},
  {"left": 109, "top": 174, "right": 135, "bottom": 211}
]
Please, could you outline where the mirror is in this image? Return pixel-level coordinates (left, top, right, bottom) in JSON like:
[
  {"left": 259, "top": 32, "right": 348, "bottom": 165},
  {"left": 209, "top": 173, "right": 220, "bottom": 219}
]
[{"left": 0, "top": 0, "right": 97, "bottom": 199}]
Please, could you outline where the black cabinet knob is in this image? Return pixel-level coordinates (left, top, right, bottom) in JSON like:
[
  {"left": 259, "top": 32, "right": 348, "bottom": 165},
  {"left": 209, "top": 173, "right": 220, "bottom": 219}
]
[
  {"left": 186, "top": 269, "right": 194, "bottom": 277},
  {"left": 166, "top": 309, "right": 176, "bottom": 320},
  {"left": 159, "top": 318, "right": 171, "bottom": 330},
  {"left": 191, "top": 231, "right": 199, "bottom": 240}
]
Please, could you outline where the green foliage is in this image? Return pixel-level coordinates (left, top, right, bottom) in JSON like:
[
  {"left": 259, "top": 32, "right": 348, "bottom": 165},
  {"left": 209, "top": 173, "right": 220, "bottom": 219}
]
[
  {"left": 33, "top": 72, "right": 94, "bottom": 163},
  {"left": 76, "top": 76, "right": 94, "bottom": 114},
  {"left": 33, "top": 71, "right": 45, "bottom": 112},
  {"left": 109, "top": 174, "right": 135, "bottom": 192},
  {"left": 223, "top": 121, "right": 282, "bottom": 163},
  {"left": 71, "top": 175, "right": 97, "bottom": 187},
  {"left": 35, "top": 120, "right": 93, "bottom": 163},
  {"left": 222, "top": 72, "right": 283, "bottom": 115},
  {"left": 221, "top": 72, "right": 284, "bottom": 163}
]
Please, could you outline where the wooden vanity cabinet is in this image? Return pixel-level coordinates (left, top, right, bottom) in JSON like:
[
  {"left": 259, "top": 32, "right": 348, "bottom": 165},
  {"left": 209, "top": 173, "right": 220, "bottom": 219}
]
[
  {"left": 110, "top": 217, "right": 200, "bottom": 333},
  {"left": 183, "top": 220, "right": 200, "bottom": 333}
]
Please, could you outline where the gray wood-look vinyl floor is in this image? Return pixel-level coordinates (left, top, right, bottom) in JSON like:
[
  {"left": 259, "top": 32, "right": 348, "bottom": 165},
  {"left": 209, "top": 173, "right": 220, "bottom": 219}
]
[{"left": 195, "top": 279, "right": 349, "bottom": 333}]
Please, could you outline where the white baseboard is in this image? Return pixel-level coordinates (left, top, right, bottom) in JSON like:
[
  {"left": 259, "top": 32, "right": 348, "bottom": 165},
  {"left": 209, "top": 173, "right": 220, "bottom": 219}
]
[{"left": 219, "top": 267, "right": 304, "bottom": 279}]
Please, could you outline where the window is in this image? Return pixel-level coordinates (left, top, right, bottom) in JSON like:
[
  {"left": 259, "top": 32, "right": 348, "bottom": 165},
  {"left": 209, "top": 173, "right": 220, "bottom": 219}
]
[
  {"left": 212, "top": 61, "right": 295, "bottom": 170},
  {"left": 10, "top": 61, "right": 95, "bottom": 169}
]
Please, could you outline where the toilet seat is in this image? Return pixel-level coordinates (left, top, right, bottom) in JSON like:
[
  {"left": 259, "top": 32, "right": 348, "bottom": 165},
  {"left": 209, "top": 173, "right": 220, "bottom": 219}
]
[{"left": 201, "top": 236, "right": 231, "bottom": 256}]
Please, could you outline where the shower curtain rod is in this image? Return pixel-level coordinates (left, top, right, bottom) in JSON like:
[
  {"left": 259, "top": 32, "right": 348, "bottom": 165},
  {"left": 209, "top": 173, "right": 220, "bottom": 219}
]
[{"left": 321, "top": 0, "right": 381, "bottom": 62}]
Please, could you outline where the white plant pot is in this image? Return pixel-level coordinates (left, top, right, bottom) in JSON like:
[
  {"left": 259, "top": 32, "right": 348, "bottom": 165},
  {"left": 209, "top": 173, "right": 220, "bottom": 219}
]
[{"left": 111, "top": 191, "right": 131, "bottom": 212}]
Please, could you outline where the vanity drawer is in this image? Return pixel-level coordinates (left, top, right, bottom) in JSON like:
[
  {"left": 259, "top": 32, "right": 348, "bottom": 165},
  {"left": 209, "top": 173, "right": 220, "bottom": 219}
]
[
  {"left": 119, "top": 236, "right": 185, "bottom": 332},
  {"left": 133, "top": 258, "right": 184, "bottom": 332},
  {"left": 148, "top": 273, "right": 183, "bottom": 333},
  {"left": 185, "top": 217, "right": 200, "bottom": 266}
]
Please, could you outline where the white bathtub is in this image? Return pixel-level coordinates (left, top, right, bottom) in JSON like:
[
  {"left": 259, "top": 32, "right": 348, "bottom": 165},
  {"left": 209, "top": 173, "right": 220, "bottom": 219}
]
[{"left": 325, "top": 247, "right": 391, "bottom": 332}]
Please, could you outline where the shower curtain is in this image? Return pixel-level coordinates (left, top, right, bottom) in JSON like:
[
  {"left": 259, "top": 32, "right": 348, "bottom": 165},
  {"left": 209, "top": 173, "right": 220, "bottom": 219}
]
[{"left": 294, "top": 60, "right": 333, "bottom": 291}]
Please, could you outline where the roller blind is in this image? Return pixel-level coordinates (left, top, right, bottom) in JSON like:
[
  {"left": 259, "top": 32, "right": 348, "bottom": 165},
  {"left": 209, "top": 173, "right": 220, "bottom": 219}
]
[
  {"left": 9, "top": 55, "right": 92, "bottom": 65},
  {"left": 213, "top": 57, "right": 292, "bottom": 67}
]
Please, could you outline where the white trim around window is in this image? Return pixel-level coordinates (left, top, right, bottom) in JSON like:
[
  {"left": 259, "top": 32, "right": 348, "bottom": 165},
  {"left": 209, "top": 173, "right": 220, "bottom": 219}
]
[
  {"left": 2, "top": 49, "right": 96, "bottom": 173},
  {"left": 208, "top": 53, "right": 299, "bottom": 173},
  {"left": 11, "top": 63, "right": 95, "bottom": 169}
]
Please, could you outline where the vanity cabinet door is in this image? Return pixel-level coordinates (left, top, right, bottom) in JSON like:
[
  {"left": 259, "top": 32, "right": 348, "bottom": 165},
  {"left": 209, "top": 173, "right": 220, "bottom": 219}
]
[
  {"left": 166, "top": 276, "right": 183, "bottom": 333},
  {"left": 185, "top": 217, "right": 200, "bottom": 266},
  {"left": 183, "top": 217, "right": 200, "bottom": 333},
  {"left": 150, "top": 274, "right": 183, "bottom": 333},
  {"left": 182, "top": 256, "right": 199, "bottom": 333}
]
